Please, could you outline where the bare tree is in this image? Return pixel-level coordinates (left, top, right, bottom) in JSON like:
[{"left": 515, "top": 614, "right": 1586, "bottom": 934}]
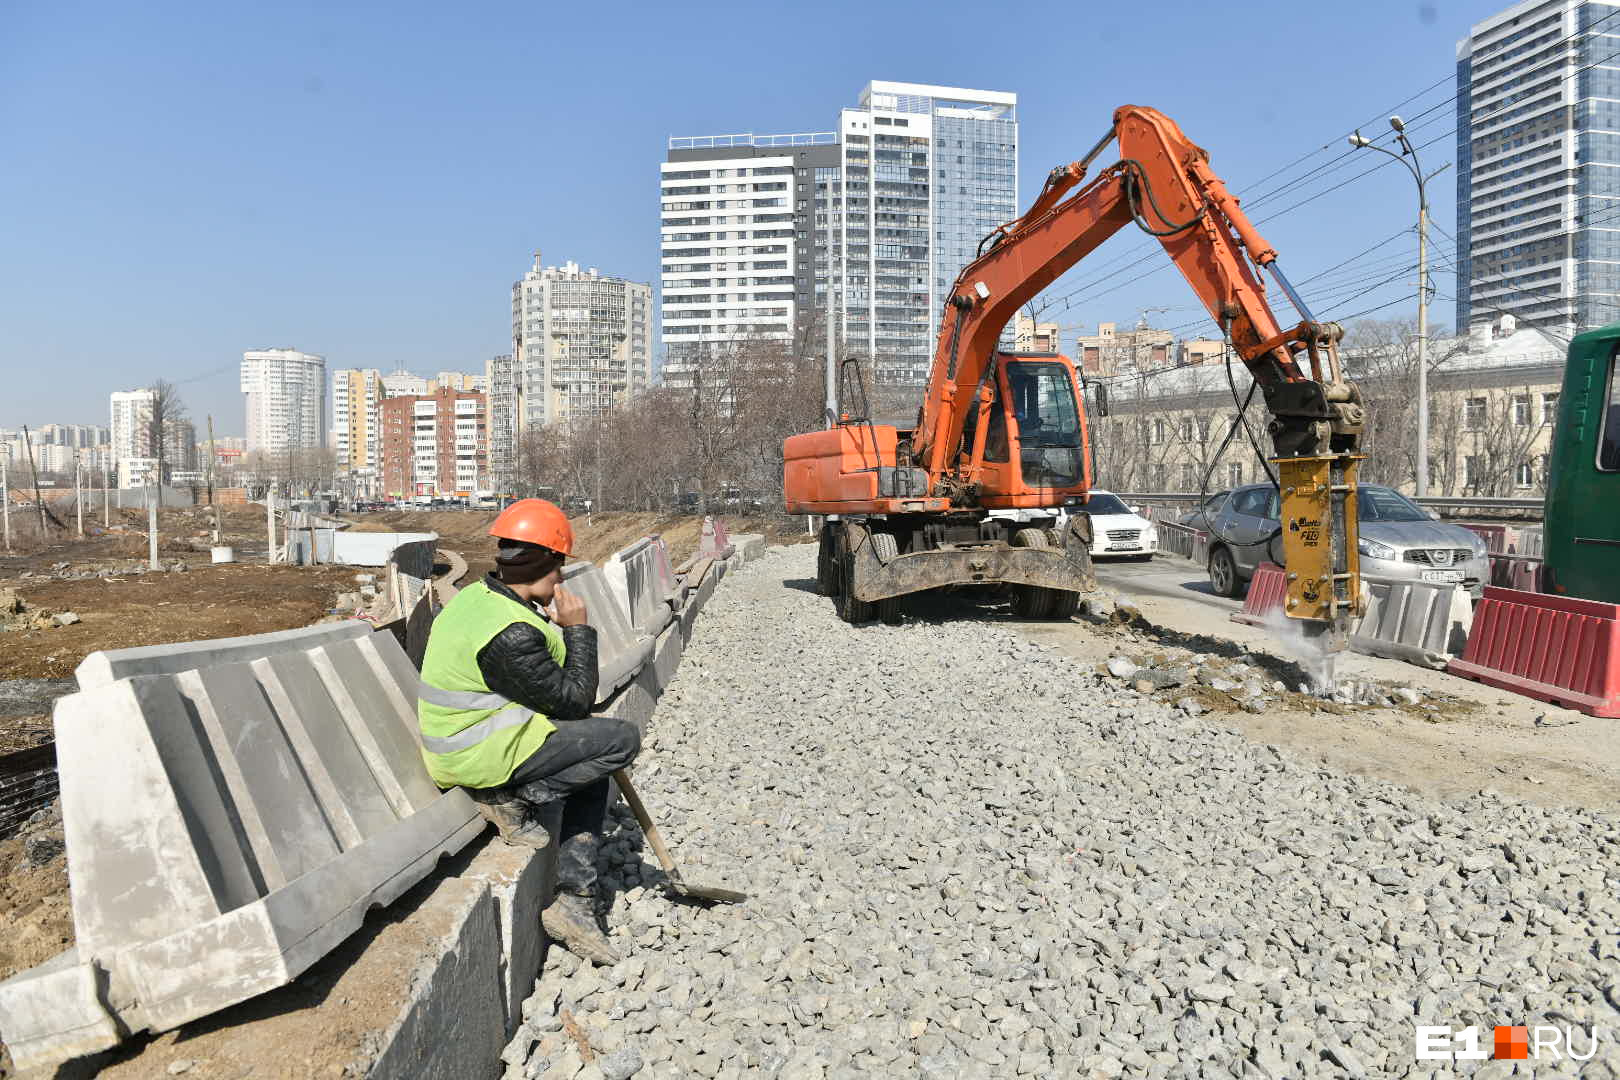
[{"left": 146, "top": 379, "right": 188, "bottom": 486}]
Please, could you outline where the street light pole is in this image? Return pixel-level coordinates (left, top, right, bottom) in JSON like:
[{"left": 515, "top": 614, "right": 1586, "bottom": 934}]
[{"left": 1349, "top": 118, "right": 1452, "bottom": 497}]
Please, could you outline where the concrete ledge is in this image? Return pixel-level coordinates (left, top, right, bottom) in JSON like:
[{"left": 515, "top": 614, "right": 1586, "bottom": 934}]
[{"left": 74, "top": 621, "right": 372, "bottom": 688}]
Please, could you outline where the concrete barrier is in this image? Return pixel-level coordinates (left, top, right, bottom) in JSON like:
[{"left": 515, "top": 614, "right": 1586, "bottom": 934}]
[
  {"left": 1233, "top": 565, "right": 1469, "bottom": 668},
  {"left": 603, "top": 535, "right": 678, "bottom": 636},
  {"left": 75, "top": 620, "right": 373, "bottom": 687},
  {"left": 561, "top": 560, "right": 653, "bottom": 705},
  {"left": 1350, "top": 578, "right": 1473, "bottom": 668},
  {"left": 0, "top": 628, "right": 483, "bottom": 1071}
]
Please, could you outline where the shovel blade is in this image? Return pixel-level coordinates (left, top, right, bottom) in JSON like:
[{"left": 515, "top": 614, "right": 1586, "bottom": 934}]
[{"left": 668, "top": 872, "right": 747, "bottom": 904}]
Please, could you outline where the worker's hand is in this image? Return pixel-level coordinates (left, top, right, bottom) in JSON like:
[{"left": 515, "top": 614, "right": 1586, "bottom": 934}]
[{"left": 550, "top": 586, "right": 588, "bottom": 628}]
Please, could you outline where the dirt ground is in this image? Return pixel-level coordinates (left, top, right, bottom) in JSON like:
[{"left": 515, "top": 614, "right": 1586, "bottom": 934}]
[
  {"left": 1015, "top": 561, "right": 1620, "bottom": 816},
  {"left": 0, "top": 504, "right": 274, "bottom": 573},
  {"left": 0, "top": 825, "right": 72, "bottom": 989},
  {"left": 0, "top": 716, "right": 52, "bottom": 755},
  {"left": 0, "top": 563, "right": 362, "bottom": 681}
]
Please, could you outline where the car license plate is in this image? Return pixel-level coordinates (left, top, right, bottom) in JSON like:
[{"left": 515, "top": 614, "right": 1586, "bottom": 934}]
[
  {"left": 1421, "top": 570, "right": 1464, "bottom": 584},
  {"left": 1109, "top": 544, "right": 1141, "bottom": 551}
]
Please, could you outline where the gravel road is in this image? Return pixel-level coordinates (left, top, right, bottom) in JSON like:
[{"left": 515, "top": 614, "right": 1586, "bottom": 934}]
[{"left": 513, "top": 544, "right": 1620, "bottom": 1079}]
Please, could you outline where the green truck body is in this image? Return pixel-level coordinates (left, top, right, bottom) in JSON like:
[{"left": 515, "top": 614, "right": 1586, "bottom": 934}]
[{"left": 1544, "top": 325, "right": 1620, "bottom": 603}]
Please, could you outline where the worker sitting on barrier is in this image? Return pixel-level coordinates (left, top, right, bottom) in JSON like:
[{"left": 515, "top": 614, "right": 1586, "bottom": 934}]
[{"left": 416, "top": 497, "right": 638, "bottom": 965}]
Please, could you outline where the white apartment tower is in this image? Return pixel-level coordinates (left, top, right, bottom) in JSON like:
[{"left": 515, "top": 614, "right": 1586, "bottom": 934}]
[
  {"left": 241, "top": 348, "right": 327, "bottom": 455},
  {"left": 508, "top": 254, "right": 654, "bottom": 428},
  {"left": 661, "top": 81, "right": 1018, "bottom": 386},
  {"left": 109, "top": 388, "right": 156, "bottom": 487},
  {"left": 1455, "top": 0, "right": 1620, "bottom": 334}
]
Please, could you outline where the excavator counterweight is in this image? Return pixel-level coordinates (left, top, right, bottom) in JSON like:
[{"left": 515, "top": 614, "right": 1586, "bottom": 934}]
[{"left": 784, "top": 105, "right": 1366, "bottom": 642}]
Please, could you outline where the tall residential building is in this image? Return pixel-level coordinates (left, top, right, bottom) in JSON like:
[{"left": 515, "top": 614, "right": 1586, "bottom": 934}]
[
  {"left": 661, "top": 81, "right": 1018, "bottom": 387},
  {"left": 378, "top": 388, "right": 489, "bottom": 497},
  {"left": 486, "top": 354, "right": 519, "bottom": 489},
  {"left": 509, "top": 253, "right": 654, "bottom": 429},
  {"left": 1014, "top": 314, "right": 1061, "bottom": 353},
  {"left": 382, "top": 371, "right": 430, "bottom": 397},
  {"left": 241, "top": 348, "right": 327, "bottom": 455},
  {"left": 109, "top": 388, "right": 156, "bottom": 486},
  {"left": 1076, "top": 322, "right": 1173, "bottom": 376},
  {"left": 1455, "top": 0, "right": 1620, "bottom": 335},
  {"left": 332, "top": 368, "right": 384, "bottom": 496},
  {"left": 660, "top": 133, "right": 841, "bottom": 387}
]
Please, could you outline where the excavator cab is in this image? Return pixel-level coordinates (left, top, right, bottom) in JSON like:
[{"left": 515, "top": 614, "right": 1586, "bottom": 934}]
[{"left": 964, "top": 353, "right": 1091, "bottom": 508}]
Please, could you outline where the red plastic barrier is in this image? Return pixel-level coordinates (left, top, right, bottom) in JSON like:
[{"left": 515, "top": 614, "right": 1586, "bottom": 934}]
[
  {"left": 1487, "top": 553, "right": 1545, "bottom": 593},
  {"left": 1230, "top": 562, "right": 1287, "bottom": 627},
  {"left": 1448, "top": 587, "right": 1620, "bottom": 717},
  {"left": 1461, "top": 523, "right": 1512, "bottom": 555},
  {"left": 699, "top": 515, "right": 732, "bottom": 557}
]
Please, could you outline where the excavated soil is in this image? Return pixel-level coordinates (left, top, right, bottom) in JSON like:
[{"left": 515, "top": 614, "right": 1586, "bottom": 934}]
[
  {"left": 0, "top": 564, "right": 360, "bottom": 680},
  {"left": 0, "top": 824, "right": 73, "bottom": 987}
]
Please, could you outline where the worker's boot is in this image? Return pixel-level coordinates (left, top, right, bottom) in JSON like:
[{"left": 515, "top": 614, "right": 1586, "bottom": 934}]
[
  {"left": 466, "top": 786, "right": 550, "bottom": 850},
  {"left": 541, "top": 831, "right": 620, "bottom": 965}
]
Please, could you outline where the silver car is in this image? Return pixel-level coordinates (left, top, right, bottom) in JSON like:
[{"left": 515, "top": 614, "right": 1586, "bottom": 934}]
[{"left": 1205, "top": 483, "right": 1489, "bottom": 600}]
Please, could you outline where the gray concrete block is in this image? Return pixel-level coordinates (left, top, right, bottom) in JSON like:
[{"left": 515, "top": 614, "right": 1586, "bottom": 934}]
[
  {"left": 604, "top": 536, "right": 677, "bottom": 638},
  {"left": 562, "top": 561, "right": 652, "bottom": 705},
  {"left": 1352, "top": 576, "right": 1473, "bottom": 669},
  {"left": 367, "top": 878, "right": 505, "bottom": 1080},
  {"left": 728, "top": 533, "right": 766, "bottom": 562},
  {"left": 461, "top": 840, "right": 553, "bottom": 1035},
  {"left": 75, "top": 620, "right": 370, "bottom": 688},
  {"left": 0, "top": 948, "right": 120, "bottom": 1071}
]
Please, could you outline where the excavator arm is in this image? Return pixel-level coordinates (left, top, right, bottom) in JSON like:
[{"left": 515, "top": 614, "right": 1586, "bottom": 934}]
[{"left": 915, "top": 105, "right": 1366, "bottom": 644}]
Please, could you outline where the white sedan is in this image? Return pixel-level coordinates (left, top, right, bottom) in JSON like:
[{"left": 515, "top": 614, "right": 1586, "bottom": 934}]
[{"left": 1068, "top": 490, "right": 1157, "bottom": 560}]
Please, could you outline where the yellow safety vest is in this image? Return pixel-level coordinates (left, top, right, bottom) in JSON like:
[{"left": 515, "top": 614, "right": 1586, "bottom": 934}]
[{"left": 417, "top": 579, "right": 562, "bottom": 788}]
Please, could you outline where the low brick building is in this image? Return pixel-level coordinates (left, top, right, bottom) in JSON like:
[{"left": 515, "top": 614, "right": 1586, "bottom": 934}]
[{"left": 379, "top": 388, "right": 489, "bottom": 498}]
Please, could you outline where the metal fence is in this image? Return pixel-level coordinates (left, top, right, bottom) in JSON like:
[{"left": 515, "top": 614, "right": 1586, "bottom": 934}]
[
  {"left": 0, "top": 744, "right": 58, "bottom": 840},
  {"left": 1117, "top": 492, "right": 1542, "bottom": 517}
]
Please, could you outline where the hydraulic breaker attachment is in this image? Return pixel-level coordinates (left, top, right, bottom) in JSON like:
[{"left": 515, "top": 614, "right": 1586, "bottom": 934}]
[{"left": 1275, "top": 454, "right": 1364, "bottom": 652}]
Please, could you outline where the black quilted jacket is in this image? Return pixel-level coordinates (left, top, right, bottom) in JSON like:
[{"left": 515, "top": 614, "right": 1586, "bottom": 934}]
[{"left": 474, "top": 573, "right": 599, "bottom": 721}]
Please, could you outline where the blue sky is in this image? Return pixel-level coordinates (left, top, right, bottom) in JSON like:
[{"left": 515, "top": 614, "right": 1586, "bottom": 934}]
[{"left": 2, "top": 0, "right": 1506, "bottom": 434}]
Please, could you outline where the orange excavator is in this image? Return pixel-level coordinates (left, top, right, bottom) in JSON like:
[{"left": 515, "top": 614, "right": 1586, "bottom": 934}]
[{"left": 784, "top": 105, "right": 1367, "bottom": 646}]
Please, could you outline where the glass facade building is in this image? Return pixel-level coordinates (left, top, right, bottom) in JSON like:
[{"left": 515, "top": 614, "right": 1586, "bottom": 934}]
[
  {"left": 1456, "top": 0, "right": 1620, "bottom": 335},
  {"left": 660, "top": 82, "right": 1018, "bottom": 389}
]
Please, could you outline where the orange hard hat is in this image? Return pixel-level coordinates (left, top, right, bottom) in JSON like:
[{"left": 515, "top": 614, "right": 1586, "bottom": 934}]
[{"left": 488, "top": 498, "right": 573, "bottom": 556}]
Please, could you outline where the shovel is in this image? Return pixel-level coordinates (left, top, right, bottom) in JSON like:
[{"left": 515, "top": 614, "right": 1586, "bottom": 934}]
[{"left": 612, "top": 768, "right": 747, "bottom": 904}]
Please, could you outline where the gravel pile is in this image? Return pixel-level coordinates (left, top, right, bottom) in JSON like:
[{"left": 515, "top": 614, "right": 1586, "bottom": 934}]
[{"left": 512, "top": 544, "right": 1620, "bottom": 1079}]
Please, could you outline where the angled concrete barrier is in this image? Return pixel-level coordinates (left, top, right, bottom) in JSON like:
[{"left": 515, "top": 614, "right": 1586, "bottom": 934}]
[
  {"left": 729, "top": 533, "right": 766, "bottom": 562},
  {"left": 1489, "top": 552, "right": 1545, "bottom": 593},
  {"left": 604, "top": 536, "right": 678, "bottom": 636},
  {"left": 75, "top": 620, "right": 372, "bottom": 687},
  {"left": 0, "top": 628, "right": 483, "bottom": 1071},
  {"left": 561, "top": 560, "right": 653, "bottom": 705},
  {"left": 1351, "top": 577, "right": 1473, "bottom": 668}
]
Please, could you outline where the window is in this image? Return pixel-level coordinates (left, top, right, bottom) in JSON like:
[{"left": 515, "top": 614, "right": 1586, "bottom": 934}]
[
  {"left": 1541, "top": 391, "right": 1560, "bottom": 424},
  {"left": 1512, "top": 393, "right": 1531, "bottom": 426},
  {"left": 1228, "top": 462, "right": 1242, "bottom": 488},
  {"left": 1180, "top": 464, "right": 1196, "bottom": 490},
  {"left": 1466, "top": 398, "right": 1488, "bottom": 430},
  {"left": 1152, "top": 418, "right": 1167, "bottom": 444},
  {"left": 1602, "top": 348, "right": 1620, "bottom": 471},
  {"left": 1465, "top": 454, "right": 1484, "bottom": 489},
  {"left": 1232, "top": 487, "right": 1270, "bottom": 517},
  {"left": 1516, "top": 461, "right": 1534, "bottom": 487}
]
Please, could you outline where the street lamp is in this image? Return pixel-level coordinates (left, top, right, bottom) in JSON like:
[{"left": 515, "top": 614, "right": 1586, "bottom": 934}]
[{"left": 1348, "top": 117, "right": 1452, "bottom": 496}]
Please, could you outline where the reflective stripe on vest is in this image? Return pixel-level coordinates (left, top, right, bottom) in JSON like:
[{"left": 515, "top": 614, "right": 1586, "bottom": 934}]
[
  {"left": 416, "top": 578, "right": 563, "bottom": 789},
  {"left": 419, "top": 703, "right": 536, "bottom": 754}
]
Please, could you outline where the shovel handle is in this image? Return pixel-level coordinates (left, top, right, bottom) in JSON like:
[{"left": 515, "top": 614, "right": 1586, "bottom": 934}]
[{"left": 612, "top": 769, "right": 679, "bottom": 879}]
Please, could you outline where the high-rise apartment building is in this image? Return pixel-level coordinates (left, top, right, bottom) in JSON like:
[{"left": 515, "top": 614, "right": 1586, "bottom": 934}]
[
  {"left": 486, "top": 354, "right": 519, "bottom": 489},
  {"left": 661, "top": 81, "right": 1017, "bottom": 386},
  {"left": 378, "top": 388, "right": 489, "bottom": 497},
  {"left": 1456, "top": 0, "right": 1620, "bottom": 335},
  {"left": 109, "top": 388, "right": 156, "bottom": 486},
  {"left": 241, "top": 348, "right": 327, "bottom": 455},
  {"left": 660, "top": 134, "right": 841, "bottom": 387},
  {"left": 332, "top": 368, "right": 384, "bottom": 496},
  {"left": 509, "top": 254, "right": 654, "bottom": 428}
]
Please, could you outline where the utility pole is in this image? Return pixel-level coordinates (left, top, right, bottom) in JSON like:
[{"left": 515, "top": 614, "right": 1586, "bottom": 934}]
[
  {"left": 206, "top": 415, "right": 219, "bottom": 543},
  {"left": 103, "top": 461, "right": 110, "bottom": 527},
  {"left": 1349, "top": 119, "right": 1450, "bottom": 496},
  {"left": 147, "top": 485, "right": 159, "bottom": 571},
  {"left": 825, "top": 171, "right": 838, "bottom": 428},
  {"left": 20, "top": 427, "right": 47, "bottom": 538},
  {"left": 266, "top": 485, "right": 277, "bottom": 565},
  {"left": 75, "top": 460, "right": 83, "bottom": 538},
  {"left": 2, "top": 457, "right": 10, "bottom": 553}
]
